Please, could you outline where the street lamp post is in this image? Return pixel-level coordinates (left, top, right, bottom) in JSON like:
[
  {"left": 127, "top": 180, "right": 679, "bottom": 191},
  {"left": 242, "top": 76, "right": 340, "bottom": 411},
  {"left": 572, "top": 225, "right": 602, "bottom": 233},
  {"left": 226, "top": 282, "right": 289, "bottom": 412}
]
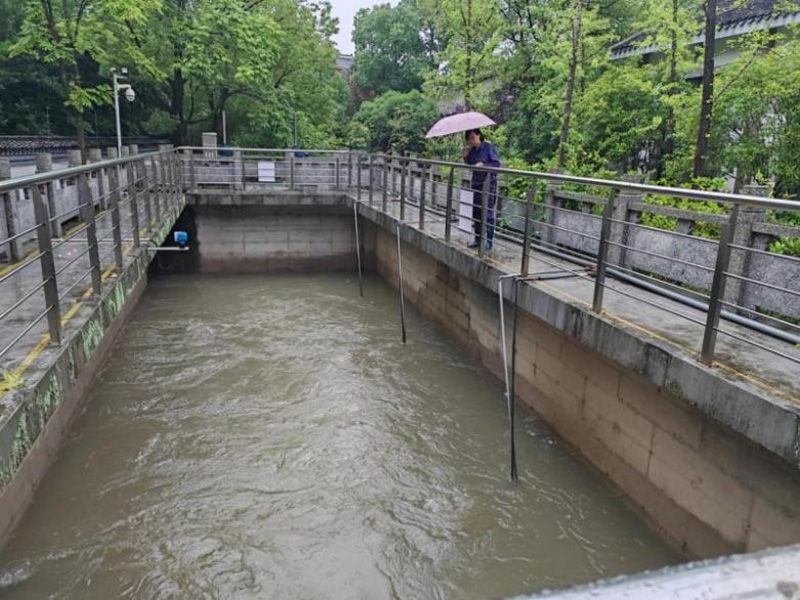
[{"left": 111, "top": 67, "right": 136, "bottom": 155}]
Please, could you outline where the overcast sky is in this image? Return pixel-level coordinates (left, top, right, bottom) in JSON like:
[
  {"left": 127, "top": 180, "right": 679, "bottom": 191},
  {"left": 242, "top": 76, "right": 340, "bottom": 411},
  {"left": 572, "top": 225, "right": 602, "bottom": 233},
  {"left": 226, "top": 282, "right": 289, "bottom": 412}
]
[{"left": 331, "top": 0, "right": 397, "bottom": 54}]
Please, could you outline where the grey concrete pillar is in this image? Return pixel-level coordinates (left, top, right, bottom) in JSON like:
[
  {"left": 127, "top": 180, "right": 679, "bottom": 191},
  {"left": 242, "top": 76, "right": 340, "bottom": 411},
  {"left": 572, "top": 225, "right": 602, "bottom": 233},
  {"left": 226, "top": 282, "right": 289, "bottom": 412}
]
[
  {"left": 607, "top": 174, "right": 642, "bottom": 267},
  {"left": 121, "top": 146, "right": 131, "bottom": 158},
  {"left": 88, "top": 148, "right": 102, "bottom": 163},
  {"left": 35, "top": 153, "right": 53, "bottom": 173},
  {"left": 107, "top": 147, "right": 119, "bottom": 159},
  {"left": 35, "top": 152, "right": 61, "bottom": 236},
  {"left": 129, "top": 144, "right": 139, "bottom": 156},
  {"left": 0, "top": 158, "right": 21, "bottom": 262},
  {"left": 67, "top": 149, "right": 82, "bottom": 167},
  {"left": 158, "top": 144, "right": 172, "bottom": 153},
  {"left": 725, "top": 184, "right": 769, "bottom": 310},
  {"left": 542, "top": 183, "right": 559, "bottom": 246}
]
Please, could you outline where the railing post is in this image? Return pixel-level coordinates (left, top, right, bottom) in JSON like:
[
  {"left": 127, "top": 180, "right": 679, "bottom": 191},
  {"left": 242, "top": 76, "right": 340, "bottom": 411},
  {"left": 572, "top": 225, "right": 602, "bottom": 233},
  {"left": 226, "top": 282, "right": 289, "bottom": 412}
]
[
  {"left": 289, "top": 153, "right": 295, "bottom": 190},
  {"left": 139, "top": 159, "right": 152, "bottom": 231},
  {"left": 96, "top": 164, "right": 107, "bottom": 210},
  {"left": 171, "top": 152, "right": 180, "bottom": 208},
  {"left": 382, "top": 158, "right": 388, "bottom": 212},
  {"left": 78, "top": 173, "right": 102, "bottom": 295},
  {"left": 347, "top": 151, "right": 353, "bottom": 188},
  {"left": 108, "top": 167, "right": 124, "bottom": 272},
  {"left": 31, "top": 186, "right": 61, "bottom": 344},
  {"left": 478, "top": 176, "right": 489, "bottom": 258},
  {"left": 592, "top": 190, "right": 618, "bottom": 313},
  {"left": 188, "top": 148, "right": 196, "bottom": 192},
  {"left": 150, "top": 156, "right": 161, "bottom": 224},
  {"left": 700, "top": 208, "right": 738, "bottom": 365},
  {"left": 357, "top": 154, "right": 362, "bottom": 201},
  {"left": 335, "top": 156, "right": 340, "bottom": 190},
  {"left": 400, "top": 160, "right": 406, "bottom": 221},
  {"left": 444, "top": 167, "right": 454, "bottom": 242},
  {"left": 419, "top": 162, "right": 427, "bottom": 230},
  {"left": 127, "top": 162, "right": 140, "bottom": 248},
  {"left": 520, "top": 185, "right": 536, "bottom": 277},
  {"left": 368, "top": 156, "right": 374, "bottom": 207},
  {"left": 0, "top": 159, "right": 20, "bottom": 262}
]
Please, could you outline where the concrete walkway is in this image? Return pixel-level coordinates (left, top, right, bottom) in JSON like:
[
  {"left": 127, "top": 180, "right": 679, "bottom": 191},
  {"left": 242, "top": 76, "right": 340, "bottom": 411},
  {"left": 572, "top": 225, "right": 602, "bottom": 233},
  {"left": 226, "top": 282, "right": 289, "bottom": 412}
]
[
  {"left": 365, "top": 190, "right": 800, "bottom": 403},
  {"left": 0, "top": 194, "right": 168, "bottom": 383}
]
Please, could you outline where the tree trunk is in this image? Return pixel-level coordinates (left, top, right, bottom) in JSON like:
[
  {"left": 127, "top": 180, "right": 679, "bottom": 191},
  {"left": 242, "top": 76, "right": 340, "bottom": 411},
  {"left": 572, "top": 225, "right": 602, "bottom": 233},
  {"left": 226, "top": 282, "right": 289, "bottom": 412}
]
[
  {"left": 74, "top": 109, "right": 86, "bottom": 159},
  {"left": 465, "top": 0, "right": 473, "bottom": 110},
  {"left": 656, "top": 0, "right": 680, "bottom": 179},
  {"left": 693, "top": 0, "right": 716, "bottom": 179},
  {"left": 171, "top": 67, "right": 187, "bottom": 144},
  {"left": 557, "top": 0, "right": 584, "bottom": 169}
]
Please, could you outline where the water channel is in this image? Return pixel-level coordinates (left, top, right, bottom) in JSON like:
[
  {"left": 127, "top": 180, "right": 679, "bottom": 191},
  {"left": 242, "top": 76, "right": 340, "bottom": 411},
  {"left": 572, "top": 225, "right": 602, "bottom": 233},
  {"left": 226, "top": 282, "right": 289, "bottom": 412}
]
[{"left": 0, "top": 274, "right": 678, "bottom": 599}]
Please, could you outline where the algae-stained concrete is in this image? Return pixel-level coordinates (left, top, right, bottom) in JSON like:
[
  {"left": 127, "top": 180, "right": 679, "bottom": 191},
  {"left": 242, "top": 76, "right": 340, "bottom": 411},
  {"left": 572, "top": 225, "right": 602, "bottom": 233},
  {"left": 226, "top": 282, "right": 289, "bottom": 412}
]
[{"left": 0, "top": 201, "right": 184, "bottom": 549}]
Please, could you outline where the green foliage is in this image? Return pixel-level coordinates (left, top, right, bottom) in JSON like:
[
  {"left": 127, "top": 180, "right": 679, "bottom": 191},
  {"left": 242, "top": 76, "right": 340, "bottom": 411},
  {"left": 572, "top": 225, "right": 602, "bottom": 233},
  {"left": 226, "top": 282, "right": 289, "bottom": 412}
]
[
  {"left": 769, "top": 237, "right": 800, "bottom": 257},
  {"left": 640, "top": 212, "right": 679, "bottom": 231},
  {"left": 349, "top": 90, "right": 438, "bottom": 153},
  {"left": 352, "top": 0, "right": 433, "bottom": 95}
]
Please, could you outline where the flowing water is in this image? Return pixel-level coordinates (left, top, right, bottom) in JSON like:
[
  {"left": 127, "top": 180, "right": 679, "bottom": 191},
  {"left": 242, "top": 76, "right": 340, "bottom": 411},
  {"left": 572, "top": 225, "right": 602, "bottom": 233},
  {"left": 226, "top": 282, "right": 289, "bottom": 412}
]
[{"left": 0, "top": 274, "right": 678, "bottom": 599}]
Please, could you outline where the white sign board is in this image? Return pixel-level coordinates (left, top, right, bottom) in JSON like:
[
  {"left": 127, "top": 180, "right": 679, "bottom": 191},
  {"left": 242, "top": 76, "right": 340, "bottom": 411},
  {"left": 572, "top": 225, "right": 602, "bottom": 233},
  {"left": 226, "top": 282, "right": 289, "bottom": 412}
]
[
  {"left": 257, "top": 161, "right": 276, "bottom": 183},
  {"left": 459, "top": 188, "right": 473, "bottom": 233}
]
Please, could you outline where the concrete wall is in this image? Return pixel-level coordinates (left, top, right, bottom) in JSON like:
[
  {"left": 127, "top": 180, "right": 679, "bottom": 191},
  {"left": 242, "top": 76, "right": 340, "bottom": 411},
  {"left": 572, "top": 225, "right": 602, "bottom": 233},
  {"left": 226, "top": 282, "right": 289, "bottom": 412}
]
[
  {"left": 192, "top": 202, "right": 358, "bottom": 273},
  {"left": 371, "top": 224, "right": 800, "bottom": 559},
  {"left": 0, "top": 200, "right": 184, "bottom": 549}
]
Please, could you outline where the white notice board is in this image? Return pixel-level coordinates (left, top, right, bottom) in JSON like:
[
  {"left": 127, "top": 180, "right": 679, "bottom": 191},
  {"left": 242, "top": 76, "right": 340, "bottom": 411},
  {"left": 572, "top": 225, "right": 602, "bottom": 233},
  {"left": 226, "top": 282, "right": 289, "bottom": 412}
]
[{"left": 257, "top": 161, "right": 276, "bottom": 183}]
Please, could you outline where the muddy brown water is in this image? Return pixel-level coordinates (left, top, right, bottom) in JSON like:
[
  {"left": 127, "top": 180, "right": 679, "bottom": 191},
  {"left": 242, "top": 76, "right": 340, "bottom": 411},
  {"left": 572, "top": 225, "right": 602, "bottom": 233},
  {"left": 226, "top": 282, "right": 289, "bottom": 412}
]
[{"left": 0, "top": 274, "right": 678, "bottom": 599}]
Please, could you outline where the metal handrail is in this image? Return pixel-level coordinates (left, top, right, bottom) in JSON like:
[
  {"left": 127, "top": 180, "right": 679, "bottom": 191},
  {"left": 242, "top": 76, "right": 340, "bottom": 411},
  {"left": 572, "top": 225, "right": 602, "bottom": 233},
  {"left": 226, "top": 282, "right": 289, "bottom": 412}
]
[
  {"left": 368, "top": 153, "right": 800, "bottom": 211},
  {"left": 0, "top": 148, "right": 173, "bottom": 194}
]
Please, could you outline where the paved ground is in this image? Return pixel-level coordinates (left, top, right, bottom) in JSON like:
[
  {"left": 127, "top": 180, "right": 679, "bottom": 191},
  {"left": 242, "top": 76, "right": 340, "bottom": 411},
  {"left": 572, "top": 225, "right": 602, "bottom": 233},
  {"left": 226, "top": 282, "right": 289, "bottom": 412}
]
[{"left": 0, "top": 187, "right": 178, "bottom": 385}]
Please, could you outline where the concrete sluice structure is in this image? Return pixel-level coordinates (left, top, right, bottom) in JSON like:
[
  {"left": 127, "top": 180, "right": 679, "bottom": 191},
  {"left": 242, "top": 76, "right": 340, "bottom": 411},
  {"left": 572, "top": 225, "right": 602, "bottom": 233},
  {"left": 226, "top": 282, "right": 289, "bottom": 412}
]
[{"left": 0, "top": 148, "right": 799, "bottom": 597}]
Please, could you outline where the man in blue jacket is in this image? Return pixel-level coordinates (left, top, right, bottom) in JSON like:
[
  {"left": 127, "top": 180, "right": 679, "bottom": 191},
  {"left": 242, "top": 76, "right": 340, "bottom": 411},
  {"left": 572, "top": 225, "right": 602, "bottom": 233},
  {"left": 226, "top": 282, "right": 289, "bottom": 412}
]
[{"left": 462, "top": 129, "right": 501, "bottom": 250}]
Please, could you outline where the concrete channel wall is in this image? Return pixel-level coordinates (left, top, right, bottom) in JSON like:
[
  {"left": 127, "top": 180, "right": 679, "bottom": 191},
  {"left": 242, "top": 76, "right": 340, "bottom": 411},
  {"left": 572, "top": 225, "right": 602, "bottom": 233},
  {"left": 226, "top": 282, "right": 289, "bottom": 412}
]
[
  {"left": 370, "top": 223, "right": 800, "bottom": 557},
  {"left": 0, "top": 201, "right": 184, "bottom": 549},
  {"left": 192, "top": 203, "right": 357, "bottom": 273}
]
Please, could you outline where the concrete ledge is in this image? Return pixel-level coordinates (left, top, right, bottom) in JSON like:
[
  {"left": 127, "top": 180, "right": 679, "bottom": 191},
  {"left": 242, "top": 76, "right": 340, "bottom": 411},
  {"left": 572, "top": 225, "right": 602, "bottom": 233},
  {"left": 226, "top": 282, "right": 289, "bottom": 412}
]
[{"left": 514, "top": 544, "right": 800, "bottom": 599}]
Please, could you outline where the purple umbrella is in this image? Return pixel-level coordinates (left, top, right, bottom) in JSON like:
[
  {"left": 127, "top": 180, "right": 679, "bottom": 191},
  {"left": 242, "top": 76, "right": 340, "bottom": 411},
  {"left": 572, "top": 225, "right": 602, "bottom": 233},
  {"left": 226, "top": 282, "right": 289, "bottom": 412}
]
[{"left": 425, "top": 111, "right": 497, "bottom": 139}]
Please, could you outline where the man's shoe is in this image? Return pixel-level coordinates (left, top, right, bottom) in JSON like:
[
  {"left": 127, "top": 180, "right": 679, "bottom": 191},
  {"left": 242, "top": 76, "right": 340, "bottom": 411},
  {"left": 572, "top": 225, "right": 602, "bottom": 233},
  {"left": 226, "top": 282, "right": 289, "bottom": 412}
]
[{"left": 467, "top": 239, "right": 480, "bottom": 248}]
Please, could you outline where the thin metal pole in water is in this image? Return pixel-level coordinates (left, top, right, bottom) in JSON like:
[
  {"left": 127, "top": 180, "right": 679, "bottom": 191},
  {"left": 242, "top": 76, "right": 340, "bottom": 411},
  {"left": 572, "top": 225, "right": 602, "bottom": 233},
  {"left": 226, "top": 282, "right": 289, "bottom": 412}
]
[
  {"left": 396, "top": 222, "right": 407, "bottom": 344},
  {"left": 508, "top": 278, "right": 521, "bottom": 481},
  {"left": 353, "top": 200, "right": 364, "bottom": 298},
  {"left": 497, "top": 274, "right": 518, "bottom": 482}
]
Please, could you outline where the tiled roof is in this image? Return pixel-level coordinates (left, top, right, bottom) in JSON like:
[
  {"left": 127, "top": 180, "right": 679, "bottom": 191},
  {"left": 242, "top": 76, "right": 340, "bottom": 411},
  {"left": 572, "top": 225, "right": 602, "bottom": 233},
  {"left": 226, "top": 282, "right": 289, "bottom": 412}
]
[{"left": 610, "top": 0, "right": 800, "bottom": 58}]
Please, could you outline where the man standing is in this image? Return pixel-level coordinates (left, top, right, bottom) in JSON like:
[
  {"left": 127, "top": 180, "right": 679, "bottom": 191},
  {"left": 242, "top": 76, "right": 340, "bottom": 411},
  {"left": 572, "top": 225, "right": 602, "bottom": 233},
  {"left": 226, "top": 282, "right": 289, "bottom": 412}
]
[{"left": 462, "top": 129, "right": 501, "bottom": 250}]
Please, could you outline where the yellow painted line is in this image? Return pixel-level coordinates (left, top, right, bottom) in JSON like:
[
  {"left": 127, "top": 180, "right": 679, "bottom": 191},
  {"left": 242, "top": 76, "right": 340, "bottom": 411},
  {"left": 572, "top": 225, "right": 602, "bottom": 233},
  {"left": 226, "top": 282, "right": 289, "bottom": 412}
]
[
  {"left": 0, "top": 249, "right": 38, "bottom": 278},
  {"left": 8, "top": 263, "right": 119, "bottom": 382}
]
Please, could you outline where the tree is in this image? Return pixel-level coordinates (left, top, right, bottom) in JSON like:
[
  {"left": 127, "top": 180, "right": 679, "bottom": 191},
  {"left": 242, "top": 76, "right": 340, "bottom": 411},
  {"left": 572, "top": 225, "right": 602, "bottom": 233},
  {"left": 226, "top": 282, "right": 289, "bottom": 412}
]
[
  {"left": 12, "top": 0, "right": 162, "bottom": 153},
  {"left": 421, "top": 0, "right": 502, "bottom": 111},
  {"left": 692, "top": 0, "right": 716, "bottom": 177},
  {"left": 352, "top": 0, "right": 433, "bottom": 96},
  {"left": 348, "top": 90, "right": 438, "bottom": 153},
  {"left": 557, "top": 0, "right": 586, "bottom": 168}
]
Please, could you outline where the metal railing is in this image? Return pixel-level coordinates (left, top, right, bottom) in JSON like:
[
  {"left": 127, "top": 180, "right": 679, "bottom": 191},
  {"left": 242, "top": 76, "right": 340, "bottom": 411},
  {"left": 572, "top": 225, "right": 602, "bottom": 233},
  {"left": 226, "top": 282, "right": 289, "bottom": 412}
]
[
  {"left": 0, "top": 148, "right": 183, "bottom": 376},
  {"left": 5, "top": 145, "right": 790, "bottom": 383},
  {"left": 354, "top": 153, "right": 799, "bottom": 369}
]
